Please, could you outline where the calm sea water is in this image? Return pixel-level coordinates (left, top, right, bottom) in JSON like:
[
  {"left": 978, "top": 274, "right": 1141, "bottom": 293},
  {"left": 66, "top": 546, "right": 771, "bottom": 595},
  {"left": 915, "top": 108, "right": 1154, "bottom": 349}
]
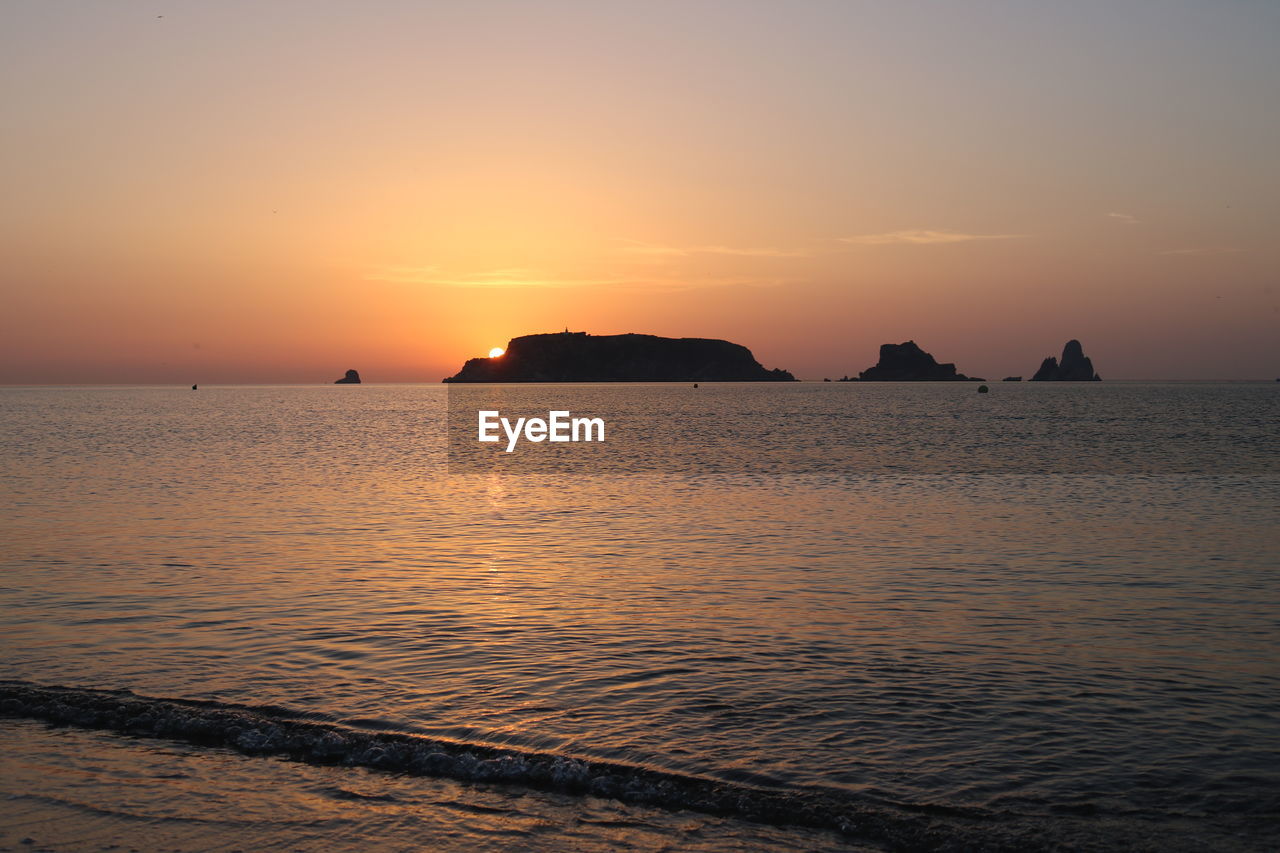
[{"left": 1, "top": 383, "right": 1277, "bottom": 851}]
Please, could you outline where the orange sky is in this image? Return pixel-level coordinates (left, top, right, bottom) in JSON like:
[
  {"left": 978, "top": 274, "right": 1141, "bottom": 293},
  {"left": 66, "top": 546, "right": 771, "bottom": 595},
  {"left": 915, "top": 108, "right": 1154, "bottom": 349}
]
[{"left": 2, "top": 1, "right": 1277, "bottom": 382}]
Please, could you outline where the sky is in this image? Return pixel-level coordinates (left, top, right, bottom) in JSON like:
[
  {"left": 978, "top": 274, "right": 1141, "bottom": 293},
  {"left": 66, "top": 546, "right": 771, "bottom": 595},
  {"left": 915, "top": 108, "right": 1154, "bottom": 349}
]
[{"left": 1, "top": 0, "right": 1277, "bottom": 382}]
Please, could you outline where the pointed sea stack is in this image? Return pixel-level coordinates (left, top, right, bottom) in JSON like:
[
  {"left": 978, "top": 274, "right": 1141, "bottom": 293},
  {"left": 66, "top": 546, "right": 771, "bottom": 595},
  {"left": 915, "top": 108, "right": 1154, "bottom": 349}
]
[
  {"left": 443, "top": 331, "right": 795, "bottom": 382},
  {"left": 854, "top": 341, "right": 983, "bottom": 381},
  {"left": 1030, "top": 340, "right": 1100, "bottom": 381},
  {"left": 334, "top": 369, "right": 361, "bottom": 384}
]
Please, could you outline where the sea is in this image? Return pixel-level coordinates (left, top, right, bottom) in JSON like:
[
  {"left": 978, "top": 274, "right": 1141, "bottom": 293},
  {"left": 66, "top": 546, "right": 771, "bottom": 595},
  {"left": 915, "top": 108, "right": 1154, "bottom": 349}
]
[{"left": 1, "top": 382, "right": 1277, "bottom": 852}]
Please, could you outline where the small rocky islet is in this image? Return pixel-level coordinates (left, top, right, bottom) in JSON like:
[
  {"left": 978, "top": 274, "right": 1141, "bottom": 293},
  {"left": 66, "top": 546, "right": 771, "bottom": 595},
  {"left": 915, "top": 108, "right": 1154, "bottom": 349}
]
[
  {"left": 840, "top": 341, "right": 984, "bottom": 382},
  {"left": 1030, "top": 339, "right": 1101, "bottom": 381},
  {"left": 839, "top": 339, "right": 1101, "bottom": 382}
]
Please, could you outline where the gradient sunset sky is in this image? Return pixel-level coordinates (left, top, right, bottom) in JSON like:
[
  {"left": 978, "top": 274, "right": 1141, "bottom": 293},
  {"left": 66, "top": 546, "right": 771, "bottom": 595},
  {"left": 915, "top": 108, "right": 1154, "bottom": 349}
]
[{"left": 2, "top": 0, "right": 1277, "bottom": 382}]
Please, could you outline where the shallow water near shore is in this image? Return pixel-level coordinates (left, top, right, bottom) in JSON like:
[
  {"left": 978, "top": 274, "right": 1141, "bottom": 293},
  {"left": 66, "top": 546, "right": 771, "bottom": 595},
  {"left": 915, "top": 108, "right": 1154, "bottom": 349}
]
[{"left": 2, "top": 383, "right": 1278, "bottom": 850}]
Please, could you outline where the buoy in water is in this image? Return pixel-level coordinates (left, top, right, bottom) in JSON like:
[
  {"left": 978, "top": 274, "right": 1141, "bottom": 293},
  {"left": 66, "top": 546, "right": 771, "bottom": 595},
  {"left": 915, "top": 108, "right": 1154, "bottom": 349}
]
[{"left": 977, "top": 385, "right": 989, "bottom": 393}]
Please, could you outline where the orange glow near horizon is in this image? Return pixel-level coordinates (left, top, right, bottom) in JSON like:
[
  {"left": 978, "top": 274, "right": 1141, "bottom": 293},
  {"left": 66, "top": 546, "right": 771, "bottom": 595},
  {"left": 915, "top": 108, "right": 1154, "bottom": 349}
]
[
  {"left": 1, "top": 3, "right": 1276, "bottom": 382},
  {"left": 488, "top": 348, "right": 506, "bottom": 359}
]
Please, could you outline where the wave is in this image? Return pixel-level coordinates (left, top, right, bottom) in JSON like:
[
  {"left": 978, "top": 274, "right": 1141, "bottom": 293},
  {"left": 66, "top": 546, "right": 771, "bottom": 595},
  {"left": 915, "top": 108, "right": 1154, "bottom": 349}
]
[{"left": 0, "top": 680, "right": 1152, "bottom": 851}]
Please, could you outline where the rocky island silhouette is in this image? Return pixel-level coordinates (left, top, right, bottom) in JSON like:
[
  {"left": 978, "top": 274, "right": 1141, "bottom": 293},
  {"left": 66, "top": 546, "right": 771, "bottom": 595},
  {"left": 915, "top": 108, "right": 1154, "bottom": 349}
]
[
  {"left": 443, "top": 332, "right": 796, "bottom": 382},
  {"left": 441, "top": 333, "right": 1104, "bottom": 383},
  {"left": 839, "top": 341, "right": 984, "bottom": 381},
  {"left": 1030, "top": 340, "right": 1101, "bottom": 381}
]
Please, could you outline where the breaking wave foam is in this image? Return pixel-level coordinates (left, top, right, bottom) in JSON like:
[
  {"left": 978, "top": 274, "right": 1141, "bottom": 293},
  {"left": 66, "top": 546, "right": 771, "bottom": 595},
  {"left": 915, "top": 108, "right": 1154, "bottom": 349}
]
[{"left": 0, "top": 680, "right": 1155, "bottom": 851}]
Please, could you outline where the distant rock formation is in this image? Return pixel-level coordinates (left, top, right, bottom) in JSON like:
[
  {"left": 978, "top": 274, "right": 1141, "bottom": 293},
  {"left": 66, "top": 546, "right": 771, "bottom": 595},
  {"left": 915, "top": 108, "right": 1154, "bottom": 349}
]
[
  {"left": 1002, "top": 376, "right": 1022, "bottom": 382},
  {"left": 443, "top": 331, "right": 795, "bottom": 382},
  {"left": 334, "top": 369, "right": 361, "bottom": 384},
  {"left": 851, "top": 341, "right": 984, "bottom": 381},
  {"left": 1030, "top": 340, "right": 1101, "bottom": 381}
]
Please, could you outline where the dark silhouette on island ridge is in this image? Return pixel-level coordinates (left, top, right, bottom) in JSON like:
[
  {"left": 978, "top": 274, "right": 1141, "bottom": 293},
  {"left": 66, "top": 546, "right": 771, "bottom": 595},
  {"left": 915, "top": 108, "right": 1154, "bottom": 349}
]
[
  {"left": 1030, "top": 340, "right": 1101, "bottom": 381},
  {"left": 443, "top": 332, "right": 795, "bottom": 382},
  {"left": 334, "top": 369, "right": 361, "bottom": 384},
  {"left": 839, "top": 341, "right": 984, "bottom": 381}
]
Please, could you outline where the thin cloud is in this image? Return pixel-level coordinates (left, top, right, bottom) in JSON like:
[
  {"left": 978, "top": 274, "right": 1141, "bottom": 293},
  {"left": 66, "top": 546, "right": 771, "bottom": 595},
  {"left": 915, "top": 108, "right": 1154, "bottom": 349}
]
[
  {"left": 364, "top": 264, "right": 441, "bottom": 283},
  {"left": 365, "top": 266, "right": 631, "bottom": 288},
  {"left": 617, "top": 240, "right": 812, "bottom": 258},
  {"left": 364, "top": 264, "right": 784, "bottom": 291},
  {"left": 1157, "top": 247, "right": 1242, "bottom": 256},
  {"left": 838, "top": 229, "right": 1024, "bottom": 246},
  {"left": 612, "top": 275, "right": 792, "bottom": 293},
  {"left": 1107, "top": 212, "right": 1141, "bottom": 225}
]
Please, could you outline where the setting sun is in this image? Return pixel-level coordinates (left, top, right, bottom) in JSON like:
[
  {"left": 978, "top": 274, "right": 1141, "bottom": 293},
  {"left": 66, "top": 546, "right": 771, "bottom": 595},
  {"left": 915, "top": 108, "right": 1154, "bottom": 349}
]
[{"left": 488, "top": 347, "right": 505, "bottom": 358}]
